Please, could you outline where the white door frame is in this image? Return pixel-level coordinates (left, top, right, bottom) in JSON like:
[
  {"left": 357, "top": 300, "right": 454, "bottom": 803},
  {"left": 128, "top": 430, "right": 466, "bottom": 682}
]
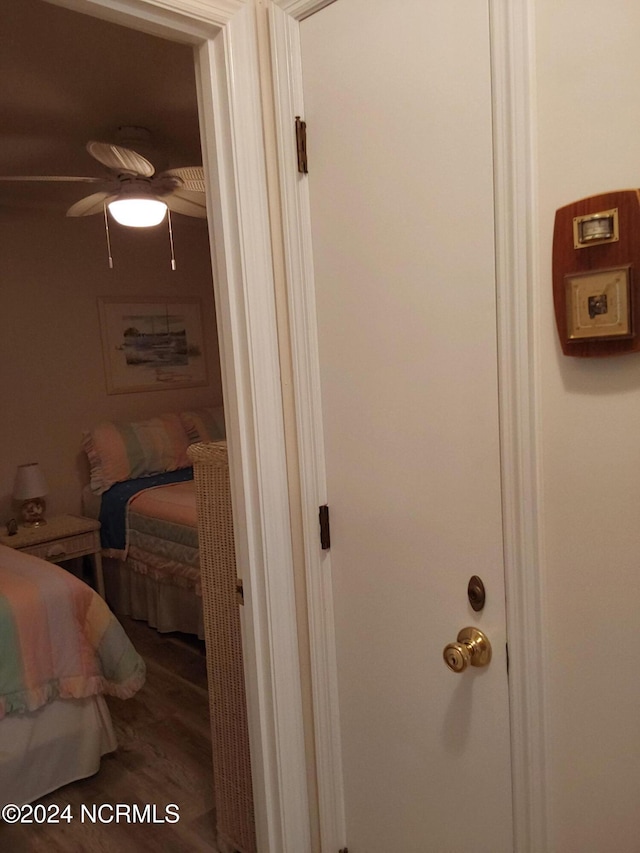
[
  {"left": 41, "top": 0, "right": 548, "bottom": 850},
  {"left": 268, "top": 1, "right": 549, "bottom": 851},
  {"left": 43, "top": 1, "right": 312, "bottom": 851}
]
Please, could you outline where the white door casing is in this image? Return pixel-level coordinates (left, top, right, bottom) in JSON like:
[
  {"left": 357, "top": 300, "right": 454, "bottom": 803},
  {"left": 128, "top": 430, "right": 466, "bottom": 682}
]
[
  {"left": 269, "top": 0, "right": 548, "bottom": 851},
  {"left": 40, "top": 0, "right": 548, "bottom": 851}
]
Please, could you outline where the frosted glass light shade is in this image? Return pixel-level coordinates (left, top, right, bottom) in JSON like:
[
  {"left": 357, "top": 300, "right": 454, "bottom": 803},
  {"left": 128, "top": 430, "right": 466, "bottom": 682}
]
[
  {"left": 108, "top": 197, "right": 167, "bottom": 227},
  {"left": 13, "top": 462, "right": 48, "bottom": 500}
]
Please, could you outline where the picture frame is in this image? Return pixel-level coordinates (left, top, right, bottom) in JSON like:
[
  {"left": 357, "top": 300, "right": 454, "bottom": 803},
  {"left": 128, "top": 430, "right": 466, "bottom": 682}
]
[
  {"left": 98, "top": 297, "right": 208, "bottom": 394},
  {"left": 572, "top": 207, "right": 619, "bottom": 250},
  {"left": 564, "top": 265, "right": 632, "bottom": 342}
]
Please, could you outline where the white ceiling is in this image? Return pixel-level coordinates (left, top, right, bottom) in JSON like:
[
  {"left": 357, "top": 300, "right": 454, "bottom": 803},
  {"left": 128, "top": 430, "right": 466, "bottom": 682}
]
[{"left": 0, "top": 0, "right": 202, "bottom": 212}]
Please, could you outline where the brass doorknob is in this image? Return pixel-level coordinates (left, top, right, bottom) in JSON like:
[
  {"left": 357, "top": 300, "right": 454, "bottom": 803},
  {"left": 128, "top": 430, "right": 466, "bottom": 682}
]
[{"left": 443, "top": 627, "right": 492, "bottom": 673}]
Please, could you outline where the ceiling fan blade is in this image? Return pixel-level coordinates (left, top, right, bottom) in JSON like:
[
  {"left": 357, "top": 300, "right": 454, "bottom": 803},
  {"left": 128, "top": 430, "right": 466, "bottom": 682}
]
[
  {"left": 166, "top": 189, "right": 207, "bottom": 218},
  {"left": 0, "top": 175, "right": 101, "bottom": 183},
  {"left": 162, "top": 166, "right": 205, "bottom": 193},
  {"left": 87, "top": 141, "right": 155, "bottom": 178},
  {"left": 66, "top": 191, "right": 114, "bottom": 217}
]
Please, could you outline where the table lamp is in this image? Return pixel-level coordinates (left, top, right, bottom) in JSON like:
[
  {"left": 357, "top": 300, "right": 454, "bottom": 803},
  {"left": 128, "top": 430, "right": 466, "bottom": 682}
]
[{"left": 13, "top": 462, "right": 48, "bottom": 527}]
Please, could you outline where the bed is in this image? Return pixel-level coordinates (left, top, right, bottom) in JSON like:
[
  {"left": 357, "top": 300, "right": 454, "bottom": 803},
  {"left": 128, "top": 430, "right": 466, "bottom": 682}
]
[
  {"left": 81, "top": 406, "right": 225, "bottom": 638},
  {"left": 0, "top": 544, "right": 145, "bottom": 807}
]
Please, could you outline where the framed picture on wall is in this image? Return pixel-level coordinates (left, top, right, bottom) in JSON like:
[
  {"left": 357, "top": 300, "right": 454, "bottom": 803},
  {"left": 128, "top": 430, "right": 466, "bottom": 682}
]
[
  {"left": 564, "top": 265, "right": 633, "bottom": 342},
  {"left": 98, "top": 297, "right": 208, "bottom": 394}
]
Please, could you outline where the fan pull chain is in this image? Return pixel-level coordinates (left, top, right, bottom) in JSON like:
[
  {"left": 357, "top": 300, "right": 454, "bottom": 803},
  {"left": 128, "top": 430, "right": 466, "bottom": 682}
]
[
  {"left": 103, "top": 203, "right": 114, "bottom": 269},
  {"left": 167, "top": 209, "right": 176, "bottom": 270}
]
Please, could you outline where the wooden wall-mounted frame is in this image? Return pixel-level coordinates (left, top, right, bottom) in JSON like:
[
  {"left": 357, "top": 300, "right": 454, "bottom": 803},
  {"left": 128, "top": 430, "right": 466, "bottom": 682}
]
[{"left": 553, "top": 190, "right": 640, "bottom": 357}]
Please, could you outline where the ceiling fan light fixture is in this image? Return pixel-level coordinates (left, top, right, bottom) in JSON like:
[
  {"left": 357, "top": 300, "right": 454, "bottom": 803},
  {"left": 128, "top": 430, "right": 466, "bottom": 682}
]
[{"left": 107, "top": 196, "right": 167, "bottom": 227}]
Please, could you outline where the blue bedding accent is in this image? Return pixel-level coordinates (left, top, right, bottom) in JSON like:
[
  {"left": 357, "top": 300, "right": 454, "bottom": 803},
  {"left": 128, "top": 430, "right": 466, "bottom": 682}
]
[{"left": 99, "top": 468, "right": 194, "bottom": 551}]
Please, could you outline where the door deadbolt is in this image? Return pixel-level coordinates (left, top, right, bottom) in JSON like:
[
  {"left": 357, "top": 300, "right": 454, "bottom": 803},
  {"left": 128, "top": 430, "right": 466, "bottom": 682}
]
[
  {"left": 443, "top": 627, "right": 492, "bottom": 673},
  {"left": 467, "top": 575, "right": 486, "bottom": 611}
]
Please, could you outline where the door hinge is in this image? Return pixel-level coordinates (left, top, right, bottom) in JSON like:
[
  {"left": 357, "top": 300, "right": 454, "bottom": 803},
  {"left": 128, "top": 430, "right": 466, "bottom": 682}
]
[
  {"left": 319, "top": 504, "right": 331, "bottom": 550},
  {"left": 295, "top": 116, "right": 308, "bottom": 174},
  {"left": 505, "top": 641, "right": 509, "bottom": 673},
  {"left": 236, "top": 578, "right": 244, "bottom": 606}
]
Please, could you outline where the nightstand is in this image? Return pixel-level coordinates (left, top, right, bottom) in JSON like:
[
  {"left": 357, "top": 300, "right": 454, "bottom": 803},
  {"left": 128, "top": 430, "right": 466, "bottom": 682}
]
[{"left": 0, "top": 514, "right": 105, "bottom": 598}]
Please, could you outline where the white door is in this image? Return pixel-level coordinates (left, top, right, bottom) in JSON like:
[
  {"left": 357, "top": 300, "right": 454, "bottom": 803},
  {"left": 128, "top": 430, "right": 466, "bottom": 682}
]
[{"left": 299, "top": 2, "right": 513, "bottom": 850}]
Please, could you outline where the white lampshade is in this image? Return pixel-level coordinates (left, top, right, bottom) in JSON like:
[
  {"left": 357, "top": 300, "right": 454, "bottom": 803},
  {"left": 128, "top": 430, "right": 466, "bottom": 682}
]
[
  {"left": 13, "top": 462, "right": 48, "bottom": 500},
  {"left": 108, "top": 197, "right": 167, "bottom": 227}
]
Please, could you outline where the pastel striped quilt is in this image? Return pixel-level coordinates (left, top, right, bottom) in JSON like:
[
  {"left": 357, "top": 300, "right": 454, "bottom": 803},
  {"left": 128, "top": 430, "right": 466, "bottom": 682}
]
[
  {"left": 0, "top": 544, "right": 145, "bottom": 719},
  {"left": 127, "top": 481, "right": 201, "bottom": 594}
]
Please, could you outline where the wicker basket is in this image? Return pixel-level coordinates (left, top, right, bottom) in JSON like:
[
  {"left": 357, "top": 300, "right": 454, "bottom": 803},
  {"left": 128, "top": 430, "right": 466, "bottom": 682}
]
[{"left": 188, "top": 441, "right": 256, "bottom": 853}]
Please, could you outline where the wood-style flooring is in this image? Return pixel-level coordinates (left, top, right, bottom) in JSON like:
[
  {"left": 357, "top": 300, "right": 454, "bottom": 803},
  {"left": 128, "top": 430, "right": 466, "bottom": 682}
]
[{"left": 1, "top": 617, "right": 219, "bottom": 853}]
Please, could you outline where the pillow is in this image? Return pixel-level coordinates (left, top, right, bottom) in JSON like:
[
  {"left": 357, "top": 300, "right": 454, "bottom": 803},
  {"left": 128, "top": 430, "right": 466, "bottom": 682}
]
[
  {"left": 180, "top": 405, "right": 226, "bottom": 444},
  {"left": 83, "top": 412, "right": 191, "bottom": 495}
]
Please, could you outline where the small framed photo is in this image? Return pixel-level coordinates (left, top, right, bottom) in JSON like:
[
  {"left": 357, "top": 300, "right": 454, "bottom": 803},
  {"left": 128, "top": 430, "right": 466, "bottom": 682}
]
[
  {"left": 98, "top": 297, "right": 208, "bottom": 394},
  {"left": 564, "top": 265, "right": 632, "bottom": 342},
  {"left": 572, "top": 208, "right": 619, "bottom": 249}
]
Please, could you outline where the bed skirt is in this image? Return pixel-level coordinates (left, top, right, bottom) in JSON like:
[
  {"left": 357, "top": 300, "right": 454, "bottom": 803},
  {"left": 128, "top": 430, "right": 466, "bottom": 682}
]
[
  {"left": 103, "top": 557, "right": 204, "bottom": 639},
  {"left": 0, "top": 696, "right": 117, "bottom": 807}
]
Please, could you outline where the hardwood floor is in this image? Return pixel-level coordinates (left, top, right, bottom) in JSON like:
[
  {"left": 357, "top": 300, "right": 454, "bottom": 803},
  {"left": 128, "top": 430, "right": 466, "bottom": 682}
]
[{"left": 1, "top": 617, "right": 219, "bottom": 853}]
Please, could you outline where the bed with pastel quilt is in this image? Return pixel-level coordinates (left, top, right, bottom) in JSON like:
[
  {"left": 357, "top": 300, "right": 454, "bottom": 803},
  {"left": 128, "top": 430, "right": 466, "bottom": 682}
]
[
  {"left": 81, "top": 406, "right": 225, "bottom": 639},
  {"left": 0, "top": 544, "right": 145, "bottom": 807}
]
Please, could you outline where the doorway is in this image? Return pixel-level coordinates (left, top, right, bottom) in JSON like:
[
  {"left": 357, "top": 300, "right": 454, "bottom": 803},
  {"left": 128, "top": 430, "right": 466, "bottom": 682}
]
[
  {"left": 22, "top": 1, "right": 548, "bottom": 852},
  {"left": 268, "top": 1, "right": 547, "bottom": 850},
  {"left": 7, "top": 1, "right": 313, "bottom": 851}
]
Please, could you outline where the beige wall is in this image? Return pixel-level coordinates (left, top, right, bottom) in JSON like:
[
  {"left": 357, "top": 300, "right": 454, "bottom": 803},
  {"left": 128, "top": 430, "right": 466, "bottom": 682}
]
[
  {"left": 1, "top": 205, "right": 222, "bottom": 523},
  {"left": 535, "top": 3, "right": 640, "bottom": 850}
]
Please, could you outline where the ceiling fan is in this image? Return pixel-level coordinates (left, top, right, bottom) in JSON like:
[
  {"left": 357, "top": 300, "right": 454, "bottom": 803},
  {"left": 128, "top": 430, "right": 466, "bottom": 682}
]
[
  {"left": 0, "top": 139, "right": 207, "bottom": 268},
  {"left": 0, "top": 139, "right": 207, "bottom": 226}
]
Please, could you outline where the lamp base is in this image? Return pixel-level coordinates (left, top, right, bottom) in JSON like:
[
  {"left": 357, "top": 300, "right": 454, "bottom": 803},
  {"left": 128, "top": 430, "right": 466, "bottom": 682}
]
[{"left": 20, "top": 497, "right": 47, "bottom": 528}]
